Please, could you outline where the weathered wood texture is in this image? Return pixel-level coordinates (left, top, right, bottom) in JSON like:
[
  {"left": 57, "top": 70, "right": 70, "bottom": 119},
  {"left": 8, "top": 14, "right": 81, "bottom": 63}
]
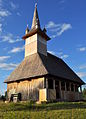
[
  {"left": 48, "top": 89, "right": 56, "bottom": 101},
  {"left": 39, "top": 89, "right": 56, "bottom": 102},
  {"left": 39, "top": 89, "right": 47, "bottom": 102},
  {"left": 25, "top": 34, "right": 47, "bottom": 57},
  {"left": 61, "top": 91, "right": 83, "bottom": 101},
  {"left": 7, "top": 77, "right": 44, "bottom": 101},
  {"left": 7, "top": 76, "right": 83, "bottom": 102}
]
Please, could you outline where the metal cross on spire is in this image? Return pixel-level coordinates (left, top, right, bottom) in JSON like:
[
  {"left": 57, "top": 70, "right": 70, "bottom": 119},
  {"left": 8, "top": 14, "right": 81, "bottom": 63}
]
[
  {"left": 32, "top": 0, "right": 40, "bottom": 29},
  {"left": 35, "top": 0, "right": 38, "bottom": 7}
]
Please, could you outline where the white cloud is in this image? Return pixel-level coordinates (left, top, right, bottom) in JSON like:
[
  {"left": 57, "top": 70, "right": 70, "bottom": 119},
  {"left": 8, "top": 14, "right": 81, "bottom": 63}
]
[
  {"left": 48, "top": 50, "right": 56, "bottom": 55},
  {"left": 0, "top": 0, "right": 11, "bottom": 18},
  {"left": 60, "top": 54, "right": 69, "bottom": 59},
  {"left": 17, "top": 12, "right": 21, "bottom": 16},
  {"left": 79, "top": 64, "right": 86, "bottom": 70},
  {"left": 0, "top": 2, "right": 11, "bottom": 33},
  {"left": 57, "top": 23, "right": 72, "bottom": 36},
  {"left": 48, "top": 50, "right": 69, "bottom": 59},
  {"left": 0, "top": 63, "right": 19, "bottom": 70},
  {"left": 0, "top": 0, "right": 2, "bottom": 6},
  {"left": 46, "top": 21, "right": 60, "bottom": 29},
  {"left": 57, "top": 51, "right": 69, "bottom": 59},
  {"left": 9, "top": 46, "right": 25, "bottom": 53},
  {"left": 79, "top": 47, "right": 86, "bottom": 52},
  {"left": 77, "top": 72, "right": 86, "bottom": 78},
  {"left": 0, "top": 33, "right": 22, "bottom": 43},
  {"left": 0, "top": 10, "right": 11, "bottom": 17},
  {"left": 51, "top": 35, "right": 57, "bottom": 39},
  {"left": 0, "top": 56, "right": 11, "bottom": 62},
  {"left": 10, "top": 2, "right": 17, "bottom": 9},
  {"left": 59, "top": 0, "right": 65, "bottom": 4},
  {"left": 0, "top": 23, "right": 2, "bottom": 32},
  {"left": 46, "top": 21, "right": 72, "bottom": 38},
  {"left": 57, "top": 52, "right": 63, "bottom": 55}
]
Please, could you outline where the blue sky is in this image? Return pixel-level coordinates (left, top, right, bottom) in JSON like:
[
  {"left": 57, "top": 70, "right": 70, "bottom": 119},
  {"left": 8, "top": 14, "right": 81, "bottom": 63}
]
[{"left": 0, "top": 0, "right": 86, "bottom": 94}]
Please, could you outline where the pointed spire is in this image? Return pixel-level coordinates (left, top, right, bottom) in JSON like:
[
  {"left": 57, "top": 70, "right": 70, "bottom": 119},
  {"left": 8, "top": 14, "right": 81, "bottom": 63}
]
[
  {"left": 31, "top": 3, "right": 40, "bottom": 29},
  {"left": 43, "top": 27, "right": 47, "bottom": 33},
  {"left": 25, "top": 24, "right": 29, "bottom": 35}
]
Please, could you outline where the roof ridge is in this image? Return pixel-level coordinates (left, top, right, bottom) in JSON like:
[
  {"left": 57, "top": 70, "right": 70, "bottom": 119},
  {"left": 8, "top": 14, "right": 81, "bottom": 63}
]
[
  {"left": 47, "top": 52, "right": 61, "bottom": 60},
  {"left": 37, "top": 53, "right": 48, "bottom": 74}
]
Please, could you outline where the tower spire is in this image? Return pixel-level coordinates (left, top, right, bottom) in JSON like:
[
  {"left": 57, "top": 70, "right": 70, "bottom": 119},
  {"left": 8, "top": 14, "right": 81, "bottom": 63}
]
[
  {"left": 31, "top": 3, "right": 40, "bottom": 29},
  {"left": 25, "top": 24, "right": 29, "bottom": 35}
]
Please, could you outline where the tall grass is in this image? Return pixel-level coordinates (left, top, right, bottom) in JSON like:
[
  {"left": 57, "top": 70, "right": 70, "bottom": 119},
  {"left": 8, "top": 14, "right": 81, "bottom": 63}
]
[{"left": 0, "top": 101, "right": 86, "bottom": 119}]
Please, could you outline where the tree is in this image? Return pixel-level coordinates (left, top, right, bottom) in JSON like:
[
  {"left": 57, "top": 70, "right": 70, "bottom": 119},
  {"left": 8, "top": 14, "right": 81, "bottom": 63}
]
[{"left": 83, "top": 87, "right": 86, "bottom": 100}]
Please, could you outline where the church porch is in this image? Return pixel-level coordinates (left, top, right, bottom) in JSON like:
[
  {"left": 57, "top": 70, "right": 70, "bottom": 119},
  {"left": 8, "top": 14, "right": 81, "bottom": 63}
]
[{"left": 39, "top": 76, "right": 83, "bottom": 102}]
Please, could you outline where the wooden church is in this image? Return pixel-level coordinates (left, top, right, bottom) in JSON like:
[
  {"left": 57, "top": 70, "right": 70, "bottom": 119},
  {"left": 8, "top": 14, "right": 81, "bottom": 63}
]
[{"left": 4, "top": 4, "right": 85, "bottom": 102}]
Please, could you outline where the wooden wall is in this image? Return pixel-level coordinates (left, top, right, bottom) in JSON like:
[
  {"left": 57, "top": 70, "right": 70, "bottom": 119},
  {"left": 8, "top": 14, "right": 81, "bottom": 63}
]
[
  {"left": 61, "top": 91, "right": 83, "bottom": 101},
  {"left": 7, "top": 77, "right": 44, "bottom": 101}
]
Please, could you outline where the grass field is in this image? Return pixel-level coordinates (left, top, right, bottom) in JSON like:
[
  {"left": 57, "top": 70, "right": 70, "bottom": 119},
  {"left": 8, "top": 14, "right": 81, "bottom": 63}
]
[{"left": 0, "top": 101, "right": 86, "bottom": 119}]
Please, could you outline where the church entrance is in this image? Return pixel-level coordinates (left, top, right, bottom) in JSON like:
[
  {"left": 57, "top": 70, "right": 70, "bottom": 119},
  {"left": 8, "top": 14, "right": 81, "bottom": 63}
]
[{"left": 55, "top": 81, "right": 60, "bottom": 99}]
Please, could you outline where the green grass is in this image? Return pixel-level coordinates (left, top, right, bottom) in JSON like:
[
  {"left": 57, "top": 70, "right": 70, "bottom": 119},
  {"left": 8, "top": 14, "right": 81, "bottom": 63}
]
[{"left": 0, "top": 101, "right": 86, "bottom": 119}]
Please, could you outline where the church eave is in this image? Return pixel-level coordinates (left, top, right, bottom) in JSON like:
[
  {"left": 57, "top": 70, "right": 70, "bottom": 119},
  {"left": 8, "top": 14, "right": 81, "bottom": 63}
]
[
  {"left": 4, "top": 73, "right": 85, "bottom": 85},
  {"left": 22, "top": 28, "right": 50, "bottom": 41},
  {"left": 4, "top": 74, "right": 48, "bottom": 83}
]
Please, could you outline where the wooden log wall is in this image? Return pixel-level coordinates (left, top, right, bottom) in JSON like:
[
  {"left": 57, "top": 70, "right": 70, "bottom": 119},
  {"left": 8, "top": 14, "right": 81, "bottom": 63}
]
[{"left": 7, "top": 77, "right": 44, "bottom": 101}]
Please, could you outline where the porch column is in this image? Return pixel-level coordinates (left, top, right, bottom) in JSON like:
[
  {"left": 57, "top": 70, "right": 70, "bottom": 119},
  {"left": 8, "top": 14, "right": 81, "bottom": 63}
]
[
  {"left": 64, "top": 82, "right": 67, "bottom": 100},
  {"left": 46, "top": 78, "right": 48, "bottom": 89},
  {"left": 65, "top": 82, "right": 67, "bottom": 91},
  {"left": 74, "top": 84, "right": 75, "bottom": 92},
  {"left": 59, "top": 81, "right": 62, "bottom": 99},
  {"left": 53, "top": 80, "right": 55, "bottom": 89},
  {"left": 80, "top": 85, "right": 82, "bottom": 93},
  {"left": 45, "top": 78, "right": 48, "bottom": 101},
  {"left": 77, "top": 85, "right": 79, "bottom": 92},
  {"left": 69, "top": 83, "right": 71, "bottom": 91}
]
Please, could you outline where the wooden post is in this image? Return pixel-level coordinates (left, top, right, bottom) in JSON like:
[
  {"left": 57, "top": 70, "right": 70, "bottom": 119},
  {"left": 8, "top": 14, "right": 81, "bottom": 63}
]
[
  {"left": 46, "top": 78, "right": 48, "bottom": 101},
  {"left": 65, "top": 82, "right": 67, "bottom": 91},
  {"left": 69, "top": 83, "right": 71, "bottom": 91},
  {"left": 46, "top": 78, "right": 48, "bottom": 89},
  {"left": 53, "top": 80, "right": 55, "bottom": 89},
  {"left": 64, "top": 82, "right": 67, "bottom": 100},
  {"left": 77, "top": 85, "right": 79, "bottom": 92},
  {"left": 74, "top": 84, "right": 75, "bottom": 92},
  {"left": 59, "top": 81, "right": 62, "bottom": 99}
]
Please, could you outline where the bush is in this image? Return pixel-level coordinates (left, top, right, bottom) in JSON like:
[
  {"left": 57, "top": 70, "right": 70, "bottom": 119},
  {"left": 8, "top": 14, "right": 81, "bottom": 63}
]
[
  {"left": 83, "top": 88, "right": 86, "bottom": 100},
  {"left": 0, "top": 95, "right": 6, "bottom": 101}
]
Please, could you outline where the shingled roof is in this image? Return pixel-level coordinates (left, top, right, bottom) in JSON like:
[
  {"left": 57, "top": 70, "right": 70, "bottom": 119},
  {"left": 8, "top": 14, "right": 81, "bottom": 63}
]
[{"left": 4, "top": 53, "right": 84, "bottom": 84}]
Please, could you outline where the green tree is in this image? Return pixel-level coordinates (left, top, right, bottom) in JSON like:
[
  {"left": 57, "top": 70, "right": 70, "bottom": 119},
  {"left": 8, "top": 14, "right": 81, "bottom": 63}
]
[{"left": 83, "top": 88, "right": 86, "bottom": 100}]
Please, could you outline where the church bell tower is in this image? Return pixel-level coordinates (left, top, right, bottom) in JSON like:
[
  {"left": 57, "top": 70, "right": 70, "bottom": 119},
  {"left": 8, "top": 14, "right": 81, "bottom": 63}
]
[{"left": 22, "top": 4, "right": 50, "bottom": 57}]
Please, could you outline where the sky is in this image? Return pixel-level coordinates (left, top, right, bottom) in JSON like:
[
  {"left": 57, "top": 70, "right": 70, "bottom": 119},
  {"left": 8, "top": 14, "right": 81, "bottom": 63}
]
[{"left": 0, "top": 0, "right": 86, "bottom": 94}]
